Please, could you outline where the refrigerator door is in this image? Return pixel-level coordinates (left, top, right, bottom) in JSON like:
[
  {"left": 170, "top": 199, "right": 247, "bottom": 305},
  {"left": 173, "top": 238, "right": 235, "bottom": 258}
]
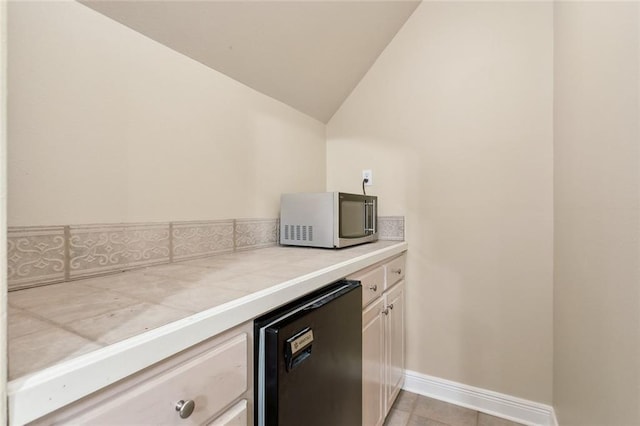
[{"left": 256, "top": 281, "right": 362, "bottom": 426}]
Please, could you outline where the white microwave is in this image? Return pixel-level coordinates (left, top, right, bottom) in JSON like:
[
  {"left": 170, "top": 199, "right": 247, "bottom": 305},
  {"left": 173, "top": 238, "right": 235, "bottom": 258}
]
[{"left": 279, "top": 192, "right": 378, "bottom": 248}]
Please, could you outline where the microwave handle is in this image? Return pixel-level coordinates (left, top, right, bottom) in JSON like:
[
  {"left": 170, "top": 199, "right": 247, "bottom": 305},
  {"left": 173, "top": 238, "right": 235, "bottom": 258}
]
[
  {"left": 364, "top": 200, "right": 376, "bottom": 234},
  {"left": 364, "top": 204, "right": 369, "bottom": 233},
  {"left": 372, "top": 200, "right": 377, "bottom": 233}
]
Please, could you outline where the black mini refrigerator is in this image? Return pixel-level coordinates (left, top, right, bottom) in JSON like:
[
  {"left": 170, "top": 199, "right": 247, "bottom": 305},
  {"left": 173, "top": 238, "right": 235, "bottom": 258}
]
[{"left": 254, "top": 280, "right": 362, "bottom": 426}]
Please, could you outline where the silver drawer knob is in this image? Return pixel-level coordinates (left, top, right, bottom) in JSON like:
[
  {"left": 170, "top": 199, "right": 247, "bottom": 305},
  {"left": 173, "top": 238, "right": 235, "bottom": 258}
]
[
  {"left": 368, "top": 284, "right": 378, "bottom": 292},
  {"left": 175, "top": 399, "right": 195, "bottom": 419},
  {"left": 391, "top": 268, "right": 402, "bottom": 275}
]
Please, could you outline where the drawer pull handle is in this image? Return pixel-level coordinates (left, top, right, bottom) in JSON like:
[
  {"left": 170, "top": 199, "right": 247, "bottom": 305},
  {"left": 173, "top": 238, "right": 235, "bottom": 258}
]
[
  {"left": 176, "top": 399, "right": 195, "bottom": 419},
  {"left": 382, "top": 308, "right": 389, "bottom": 316},
  {"left": 388, "top": 303, "right": 394, "bottom": 310},
  {"left": 391, "top": 268, "right": 402, "bottom": 275},
  {"left": 368, "top": 284, "right": 378, "bottom": 292}
]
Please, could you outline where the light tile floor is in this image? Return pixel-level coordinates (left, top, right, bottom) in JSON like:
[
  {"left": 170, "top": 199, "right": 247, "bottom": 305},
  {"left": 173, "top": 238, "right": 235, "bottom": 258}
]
[{"left": 384, "top": 391, "right": 525, "bottom": 426}]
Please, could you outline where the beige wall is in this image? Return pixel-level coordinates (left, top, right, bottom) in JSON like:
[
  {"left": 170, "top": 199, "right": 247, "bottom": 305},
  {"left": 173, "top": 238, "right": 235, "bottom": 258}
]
[
  {"left": 327, "top": 1, "right": 554, "bottom": 403},
  {"left": 553, "top": 2, "right": 640, "bottom": 425},
  {"left": 7, "top": 1, "right": 326, "bottom": 227},
  {"left": 1, "top": 0, "right": 8, "bottom": 421}
]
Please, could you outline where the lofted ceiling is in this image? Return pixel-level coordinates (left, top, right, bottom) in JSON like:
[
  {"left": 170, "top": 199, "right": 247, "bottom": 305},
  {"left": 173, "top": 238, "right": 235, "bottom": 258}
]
[{"left": 80, "top": 1, "right": 421, "bottom": 123}]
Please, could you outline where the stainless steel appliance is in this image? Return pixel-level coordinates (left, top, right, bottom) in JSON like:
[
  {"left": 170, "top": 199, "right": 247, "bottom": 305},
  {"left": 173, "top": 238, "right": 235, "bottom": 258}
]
[
  {"left": 279, "top": 192, "right": 378, "bottom": 248},
  {"left": 254, "top": 280, "right": 362, "bottom": 426}
]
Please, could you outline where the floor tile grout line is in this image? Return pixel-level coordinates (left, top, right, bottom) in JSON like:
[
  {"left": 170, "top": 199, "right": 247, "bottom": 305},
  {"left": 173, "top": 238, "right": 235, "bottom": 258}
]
[{"left": 389, "top": 390, "right": 524, "bottom": 426}]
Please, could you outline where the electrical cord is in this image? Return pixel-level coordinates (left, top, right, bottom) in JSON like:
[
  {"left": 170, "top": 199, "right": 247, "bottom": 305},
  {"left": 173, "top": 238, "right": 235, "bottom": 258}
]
[{"left": 362, "top": 178, "right": 369, "bottom": 195}]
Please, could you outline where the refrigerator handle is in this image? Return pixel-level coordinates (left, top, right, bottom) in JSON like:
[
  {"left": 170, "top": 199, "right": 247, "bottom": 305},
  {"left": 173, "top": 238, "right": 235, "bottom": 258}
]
[
  {"left": 285, "top": 327, "right": 314, "bottom": 371},
  {"left": 302, "top": 280, "right": 361, "bottom": 312}
]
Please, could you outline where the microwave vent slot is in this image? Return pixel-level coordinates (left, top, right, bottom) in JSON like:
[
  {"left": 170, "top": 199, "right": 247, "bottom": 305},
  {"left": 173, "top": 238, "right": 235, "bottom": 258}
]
[{"left": 284, "top": 224, "right": 314, "bottom": 242}]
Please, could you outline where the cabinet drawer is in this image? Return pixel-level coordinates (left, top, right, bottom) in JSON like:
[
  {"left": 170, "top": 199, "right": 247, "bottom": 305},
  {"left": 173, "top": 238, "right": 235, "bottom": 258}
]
[
  {"left": 58, "top": 333, "right": 248, "bottom": 425},
  {"left": 385, "top": 255, "right": 406, "bottom": 289},
  {"left": 209, "top": 399, "right": 247, "bottom": 426},
  {"left": 350, "top": 266, "right": 385, "bottom": 307},
  {"left": 362, "top": 297, "right": 384, "bottom": 326}
]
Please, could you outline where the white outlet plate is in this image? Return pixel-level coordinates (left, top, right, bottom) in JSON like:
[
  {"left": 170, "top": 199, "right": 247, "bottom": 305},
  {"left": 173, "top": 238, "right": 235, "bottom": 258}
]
[{"left": 362, "top": 169, "right": 373, "bottom": 186}]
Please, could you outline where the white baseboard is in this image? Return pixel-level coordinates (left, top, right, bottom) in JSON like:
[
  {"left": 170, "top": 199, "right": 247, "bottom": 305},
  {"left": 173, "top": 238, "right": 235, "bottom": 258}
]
[{"left": 403, "top": 370, "right": 558, "bottom": 426}]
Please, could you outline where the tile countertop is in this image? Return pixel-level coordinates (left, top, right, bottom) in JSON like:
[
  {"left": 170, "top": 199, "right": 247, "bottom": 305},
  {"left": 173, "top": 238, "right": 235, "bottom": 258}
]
[{"left": 8, "top": 240, "right": 407, "bottom": 425}]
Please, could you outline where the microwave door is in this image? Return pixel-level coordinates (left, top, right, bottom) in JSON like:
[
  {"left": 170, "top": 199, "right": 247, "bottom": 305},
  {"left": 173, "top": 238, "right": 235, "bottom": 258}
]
[
  {"left": 335, "top": 192, "right": 379, "bottom": 248},
  {"left": 340, "top": 199, "right": 367, "bottom": 238}
]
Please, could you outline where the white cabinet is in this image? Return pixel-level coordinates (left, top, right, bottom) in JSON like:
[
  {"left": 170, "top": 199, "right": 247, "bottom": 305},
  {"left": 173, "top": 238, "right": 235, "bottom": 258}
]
[
  {"left": 360, "top": 266, "right": 386, "bottom": 307},
  {"left": 352, "top": 253, "right": 406, "bottom": 426},
  {"left": 31, "top": 323, "right": 253, "bottom": 426},
  {"left": 384, "top": 281, "right": 405, "bottom": 410},
  {"left": 384, "top": 255, "right": 405, "bottom": 290}
]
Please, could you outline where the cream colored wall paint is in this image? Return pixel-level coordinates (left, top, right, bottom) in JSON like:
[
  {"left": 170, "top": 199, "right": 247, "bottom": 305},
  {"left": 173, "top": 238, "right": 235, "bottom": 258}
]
[
  {"left": 1, "top": 0, "right": 8, "bottom": 421},
  {"left": 80, "top": 0, "right": 420, "bottom": 123},
  {"left": 7, "top": 1, "right": 326, "bottom": 227},
  {"left": 328, "top": 1, "right": 554, "bottom": 403},
  {"left": 553, "top": 2, "right": 640, "bottom": 425}
]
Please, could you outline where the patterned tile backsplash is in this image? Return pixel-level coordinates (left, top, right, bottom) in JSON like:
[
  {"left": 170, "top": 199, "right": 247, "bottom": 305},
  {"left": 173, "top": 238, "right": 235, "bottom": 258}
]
[
  {"left": 235, "top": 219, "right": 278, "bottom": 251},
  {"left": 7, "top": 216, "right": 404, "bottom": 291},
  {"left": 125, "top": 223, "right": 171, "bottom": 268},
  {"left": 378, "top": 216, "right": 405, "bottom": 241},
  {"left": 69, "top": 224, "right": 128, "bottom": 279},
  {"left": 8, "top": 226, "right": 66, "bottom": 289},
  {"left": 172, "top": 220, "right": 234, "bottom": 261},
  {"left": 69, "top": 223, "right": 171, "bottom": 280}
]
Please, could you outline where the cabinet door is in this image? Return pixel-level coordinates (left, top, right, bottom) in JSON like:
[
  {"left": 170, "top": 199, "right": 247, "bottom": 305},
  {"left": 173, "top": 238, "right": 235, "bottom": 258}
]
[
  {"left": 362, "top": 298, "right": 385, "bottom": 426},
  {"left": 385, "top": 281, "right": 405, "bottom": 413}
]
